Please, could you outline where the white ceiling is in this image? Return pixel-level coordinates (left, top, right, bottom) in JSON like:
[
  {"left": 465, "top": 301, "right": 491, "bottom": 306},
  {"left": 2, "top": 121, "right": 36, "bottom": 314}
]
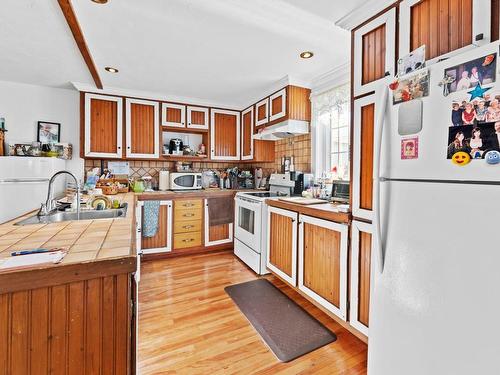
[{"left": 0, "top": 0, "right": 363, "bottom": 108}]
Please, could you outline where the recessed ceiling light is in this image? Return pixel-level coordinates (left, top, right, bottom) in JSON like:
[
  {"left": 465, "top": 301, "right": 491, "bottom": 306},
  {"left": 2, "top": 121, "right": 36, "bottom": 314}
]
[
  {"left": 105, "top": 67, "right": 119, "bottom": 73},
  {"left": 300, "top": 51, "right": 314, "bottom": 59},
  {"left": 91, "top": 0, "right": 108, "bottom": 4}
]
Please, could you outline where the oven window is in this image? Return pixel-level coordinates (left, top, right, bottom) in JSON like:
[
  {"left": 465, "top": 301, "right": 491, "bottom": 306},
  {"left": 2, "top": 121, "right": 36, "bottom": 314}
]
[
  {"left": 174, "top": 175, "right": 194, "bottom": 187},
  {"left": 238, "top": 207, "right": 255, "bottom": 234}
]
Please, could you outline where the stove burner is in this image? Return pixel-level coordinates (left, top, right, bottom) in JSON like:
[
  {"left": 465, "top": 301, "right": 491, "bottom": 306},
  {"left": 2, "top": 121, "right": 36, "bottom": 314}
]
[{"left": 244, "top": 192, "right": 279, "bottom": 198}]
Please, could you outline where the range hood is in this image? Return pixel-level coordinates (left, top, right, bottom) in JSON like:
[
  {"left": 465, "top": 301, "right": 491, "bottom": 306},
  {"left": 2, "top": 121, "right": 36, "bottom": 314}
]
[{"left": 253, "top": 120, "right": 309, "bottom": 141}]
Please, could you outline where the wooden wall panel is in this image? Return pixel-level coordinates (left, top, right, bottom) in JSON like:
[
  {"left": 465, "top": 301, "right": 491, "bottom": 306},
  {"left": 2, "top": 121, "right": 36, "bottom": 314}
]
[
  {"left": 142, "top": 205, "right": 169, "bottom": 250},
  {"left": 257, "top": 103, "right": 267, "bottom": 122},
  {"left": 410, "top": 0, "right": 473, "bottom": 60},
  {"left": 209, "top": 224, "right": 230, "bottom": 242},
  {"left": 130, "top": 103, "right": 155, "bottom": 155},
  {"left": 359, "top": 104, "right": 375, "bottom": 211},
  {"left": 165, "top": 107, "right": 182, "bottom": 124},
  {"left": 90, "top": 98, "right": 118, "bottom": 154},
  {"left": 271, "top": 95, "right": 283, "bottom": 117},
  {"left": 361, "top": 24, "right": 386, "bottom": 85},
  {"left": 303, "top": 223, "right": 341, "bottom": 307},
  {"left": 253, "top": 140, "right": 275, "bottom": 162},
  {"left": 358, "top": 231, "right": 372, "bottom": 327},
  {"left": 213, "top": 113, "right": 237, "bottom": 157},
  {"left": 493, "top": 0, "right": 499, "bottom": 41},
  {"left": 287, "top": 86, "right": 312, "bottom": 122},
  {"left": 0, "top": 275, "right": 131, "bottom": 375},
  {"left": 269, "top": 212, "right": 294, "bottom": 277},
  {"left": 242, "top": 110, "right": 252, "bottom": 157}
]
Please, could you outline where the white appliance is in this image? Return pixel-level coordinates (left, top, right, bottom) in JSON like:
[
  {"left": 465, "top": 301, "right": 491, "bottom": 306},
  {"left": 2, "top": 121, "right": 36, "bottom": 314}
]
[
  {"left": 252, "top": 119, "right": 309, "bottom": 140},
  {"left": 0, "top": 157, "right": 66, "bottom": 224},
  {"left": 369, "top": 42, "right": 500, "bottom": 375},
  {"left": 169, "top": 172, "right": 202, "bottom": 190}
]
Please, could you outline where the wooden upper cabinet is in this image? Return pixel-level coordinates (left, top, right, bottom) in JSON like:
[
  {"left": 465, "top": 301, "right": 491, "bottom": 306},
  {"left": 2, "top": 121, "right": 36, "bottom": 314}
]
[
  {"left": 187, "top": 106, "right": 209, "bottom": 130},
  {"left": 352, "top": 94, "right": 376, "bottom": 221},
  {"left": 125, "top": 98, "right": 160, "bottom": 159},
  {"left": 136, "top": 200, "right": 172, "bottom": 254},
  {"left": 267, "top": 206, "right": 298, "bottom": 286},
  {"left": 298, "top": 215, "right": 348, "bottom": 321},
  {"left": 241, "top": 106, "right": 254, "bottom": 160},
  {"left": 269, "top": 88, "right": 286, "bottom": 122},
  {"left": 161, "top": 103, "right": 185, "bottom": 128},
  {"left": 84, "top": 93, "right": 123, "bottom": 158},
  {"left": 353, "top": 8, "right": 396, "bottom": 96},
  {"left": 399, "top": 0, "right": 492, "bottom": 61},
  {"left": 210, "top": 109, "right": 240, "bottom": 160},
  {"left": 255, "top": 98, "right": 269, "bottom": 127},
  {"left": 350, "top": 220, "right": 375, "bottom": 337}
]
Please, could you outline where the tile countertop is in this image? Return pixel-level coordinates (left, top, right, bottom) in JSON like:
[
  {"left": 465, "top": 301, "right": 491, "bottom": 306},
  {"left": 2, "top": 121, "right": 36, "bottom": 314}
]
[
  {"left": 0, "top": 193, "right": 136, "bottom": 290},
  {"left": 266, "top": 199, "right": 351, "bottom": 224},
  {"left": 137, "top": 188, "right": 264, "bottom": 200}
]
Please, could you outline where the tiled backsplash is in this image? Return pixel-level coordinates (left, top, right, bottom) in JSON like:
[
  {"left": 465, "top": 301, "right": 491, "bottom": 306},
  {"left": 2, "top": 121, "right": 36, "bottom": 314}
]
[{"left": 84, "top": 134, "right": 311, "bottom": 179}]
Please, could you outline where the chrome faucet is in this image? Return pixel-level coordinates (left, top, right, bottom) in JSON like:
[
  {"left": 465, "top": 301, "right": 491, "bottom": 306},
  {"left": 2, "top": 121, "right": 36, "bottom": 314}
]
[{"left": 38, "top": 170, "right": 80, "bottom": 219}]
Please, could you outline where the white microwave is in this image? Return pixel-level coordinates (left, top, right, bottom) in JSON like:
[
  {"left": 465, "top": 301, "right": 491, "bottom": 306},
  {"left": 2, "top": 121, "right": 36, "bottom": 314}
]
[{"left": 170, "top": 172, "right": 202, "bottom": 190}]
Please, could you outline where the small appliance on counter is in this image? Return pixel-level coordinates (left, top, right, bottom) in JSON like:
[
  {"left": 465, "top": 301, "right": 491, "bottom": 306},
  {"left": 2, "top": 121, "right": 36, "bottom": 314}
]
[
  {"left": 254, "top": 168, "right": 263, "bottom": 189},
  {"left": 290, "top": 172, "right": 314, "bottom": 196},
  {"left": 170, "top": 172, "right": 202, "bottom": 190},
  {"left": 268, "top": 173, "right": 295, "bottom": 196},
  {"left": 159, "top": 170, "right": 170, "bottom": 191},
  {"left": 330, "top": 180, "right": 349, "bottom": 203},
  {"left": 169, "top": 138, "right": 183, "bottom": 155}
]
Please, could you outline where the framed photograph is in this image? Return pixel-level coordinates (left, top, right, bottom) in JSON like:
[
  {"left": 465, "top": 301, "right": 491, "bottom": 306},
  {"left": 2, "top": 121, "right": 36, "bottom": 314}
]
[
  {"left": 401, "top": 137, "right": 419, "bottom": 160},
  {"left": 444, "top": 54, "right": 496, "bottom": 94},
  {"left": 446, "top": 123, "right": 498, "bottom": 160},
  {"left": 37, "top": 121, "right": 60, "bottom": 143},
  {"left": 393, "top": 69, "right": 429, "bottom": 104},
  {"left": 397, "top": 45, "right": 426, "bottom": 77}
]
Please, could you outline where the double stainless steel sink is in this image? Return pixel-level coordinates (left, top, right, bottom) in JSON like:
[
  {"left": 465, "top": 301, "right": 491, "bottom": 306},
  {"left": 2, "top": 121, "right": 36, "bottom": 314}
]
[{"left": 15, "top": 204, "right": 128, "bottom": 226}]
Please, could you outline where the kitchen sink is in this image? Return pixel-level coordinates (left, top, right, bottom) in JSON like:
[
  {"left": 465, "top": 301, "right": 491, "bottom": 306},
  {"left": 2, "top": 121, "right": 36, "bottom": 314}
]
[{"left": 15, "top": 204, "right": 128, "bottom": 226}]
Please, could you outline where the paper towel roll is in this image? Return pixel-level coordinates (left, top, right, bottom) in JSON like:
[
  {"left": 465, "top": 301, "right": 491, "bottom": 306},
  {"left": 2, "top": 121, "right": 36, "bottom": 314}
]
[{"left": 159, "top": 170, "right": 170, "bottom": 191}]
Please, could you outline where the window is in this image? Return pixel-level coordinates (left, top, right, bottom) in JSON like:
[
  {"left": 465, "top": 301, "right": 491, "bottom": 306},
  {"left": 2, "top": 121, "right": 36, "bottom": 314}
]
[{"left": 312, "top": 83, "right": 350, "bottom": 180}]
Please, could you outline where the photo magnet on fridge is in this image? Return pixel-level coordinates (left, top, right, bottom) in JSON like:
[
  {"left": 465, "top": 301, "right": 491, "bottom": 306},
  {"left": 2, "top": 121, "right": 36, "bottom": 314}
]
[
  {"left": 397, "top": 45, "right": 426, "bottom": 77},
  {"left": 444, "top": 54, "right": 496, "bottom": 94},
  {"left": 401, "top": 137, "right": 419, "bottom": 160},
  {"left": 393, "top": 69, "right": 429, "bottom": 104}
]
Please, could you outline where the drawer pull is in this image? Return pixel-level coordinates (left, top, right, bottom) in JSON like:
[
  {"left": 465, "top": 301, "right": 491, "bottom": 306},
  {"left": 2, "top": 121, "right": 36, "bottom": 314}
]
[
  {"left": 183, "top": 203, "right": 194, "bottom": 207},
  {"left": 182, "top": 238, "right": 195, "bottom": 243},
  {"left": 183, "top": 225, "right": 194, "bottom": 229},
  {"left": 183, "top": 213, "right": 195, "bottom": 217}
]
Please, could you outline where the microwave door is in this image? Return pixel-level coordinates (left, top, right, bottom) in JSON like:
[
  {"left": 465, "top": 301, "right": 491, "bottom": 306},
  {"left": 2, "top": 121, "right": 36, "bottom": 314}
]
[
  {"left": 174, "top": 175, "right": 195, "bottom": 188},
  {"left": 235, "top": 198, "right": 262, "bottom": 252}
]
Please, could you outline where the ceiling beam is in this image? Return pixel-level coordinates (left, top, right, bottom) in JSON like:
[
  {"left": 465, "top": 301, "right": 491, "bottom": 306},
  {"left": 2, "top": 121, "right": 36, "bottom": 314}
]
[{"left": 57, "top": 0, "right": 103, "bottom": 89}]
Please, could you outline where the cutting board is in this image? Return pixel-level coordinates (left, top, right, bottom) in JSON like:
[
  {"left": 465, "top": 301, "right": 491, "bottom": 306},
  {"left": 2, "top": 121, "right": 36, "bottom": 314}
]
[{"left": 278, "top": 197, "right": 327, "bottom": 205}]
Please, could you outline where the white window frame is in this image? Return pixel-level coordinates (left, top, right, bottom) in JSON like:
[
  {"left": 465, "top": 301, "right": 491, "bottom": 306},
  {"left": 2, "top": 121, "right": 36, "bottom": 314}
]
[
  {"left": 241, "top": 106, "right": 254, "bottom": 160},
  {"left": 399, "top": 0, "right": 492, "bottom": 66},
  {"left": 161, "top": 103, "right": 185, "bottom": 128},
  {"left": 349, "top": 220, "right": 375, "bottom": 337},
  {"left": 269, "top": 88, "right": 287, "bottom": 122},
  {"left": 84, "top": 93, "right": 123, "bottom": 158},
  {"left": 298, "top": 215, "right": 348, "bottom": 321},
  {"left": 266, "top": 206, "right": 298, "bottom": 286},
  {"left": 125, "top": 98, "right": 160, "bottom": 159},
  {"left": 136, "top": 200, "right": 173, "bottom": 255},
  {"left": 210, "top": 108, "right": 241, "bottom": 161},
  {"left": 353, "top": 8, "right": 396, "bottom": 96},
  {"left": 187, "top": 105, "right": 209, "bottom": 130}
]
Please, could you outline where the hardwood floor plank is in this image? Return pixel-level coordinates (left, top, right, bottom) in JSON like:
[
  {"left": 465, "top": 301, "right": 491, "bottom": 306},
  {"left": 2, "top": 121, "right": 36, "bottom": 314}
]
[{"left": 138, "top": 252, "right": 367, "bottom": 374}]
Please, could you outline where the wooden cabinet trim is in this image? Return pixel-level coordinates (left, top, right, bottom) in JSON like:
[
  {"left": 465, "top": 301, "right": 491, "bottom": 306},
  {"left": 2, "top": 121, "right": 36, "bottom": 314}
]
[
  {"left": 269, "top": 88, "right": 287, "bottom": 122},
  {"left": 136, "top": 200, "right": 173, "bottom": 254},
  {"left": 255, "top": 97, "right": 269, "bottom": 126},
  {"left": 298, "top": 214, "right": 348, "bottom": 321},
  {"left": 241, "top": 106, "right": 254, "bottom": 160},
  {"left": 187, "top": 106, "right": 209, "bottom": 130},
  {"left": 210, "top": 108, "right": 241, "bottom": 160},
  {"left": 204, "top": 199, "right": 233, "bottom": 246},
  {"left": 353, "top": 8, "right": 396, "bottom": 96},
  {"left": 161, "top": 102, "right": 186, "bottom": 128},
  {"left": 84, "top": 93, "right": 123, "bottom": 158},
  {"left": 125, "top": 98, "right": 160, "bottom": 159}
]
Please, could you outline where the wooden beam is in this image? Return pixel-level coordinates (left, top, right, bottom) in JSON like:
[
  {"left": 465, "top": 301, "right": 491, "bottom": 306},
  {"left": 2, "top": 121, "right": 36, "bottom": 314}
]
[{"left": 57, "top": 0, "right": 103, "bottom": 89}]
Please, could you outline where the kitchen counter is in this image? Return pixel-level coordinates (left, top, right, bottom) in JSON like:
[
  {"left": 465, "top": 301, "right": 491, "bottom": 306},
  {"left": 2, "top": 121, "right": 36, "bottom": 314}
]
[
  {"left": 0, "top": 192, "right": 136, "bottom": 293},
  {"left": 266, "top": 199, "right": 351, "bottom": 224},
  {"left": 137, "top": 188, "right": 263, "bottom": 200}
]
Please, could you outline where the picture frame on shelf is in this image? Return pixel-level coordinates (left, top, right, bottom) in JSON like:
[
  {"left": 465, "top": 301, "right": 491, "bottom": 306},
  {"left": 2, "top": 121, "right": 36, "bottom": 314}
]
[{"left": 37, "top": 121, "right": 60, "bottom": 143}]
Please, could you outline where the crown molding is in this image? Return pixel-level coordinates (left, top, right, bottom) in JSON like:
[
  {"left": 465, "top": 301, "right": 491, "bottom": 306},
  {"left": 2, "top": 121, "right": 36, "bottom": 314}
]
[
  {"left": 71, "top": 82, "right": 242, "bottom": 110},
  {"left": 311, "top": 63, "right": 350, "bottom": 96},
  {"left": 335, "top": 0, "right": 397, "bottom": 31}
]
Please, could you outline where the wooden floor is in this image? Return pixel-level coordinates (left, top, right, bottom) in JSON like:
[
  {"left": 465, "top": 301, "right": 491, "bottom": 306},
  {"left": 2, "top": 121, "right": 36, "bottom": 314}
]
[{"left": 138, "top": 252, "right": 367, "bottom": 374}]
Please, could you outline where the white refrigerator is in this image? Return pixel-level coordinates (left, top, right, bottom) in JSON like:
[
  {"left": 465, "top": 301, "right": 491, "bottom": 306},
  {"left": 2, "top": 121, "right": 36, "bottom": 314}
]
[
  {"left": 0, "top": 157, "right": 66, "bottom": 224},
  {"left": 369, "top": 42, "right": 500, "bottom": 374}
]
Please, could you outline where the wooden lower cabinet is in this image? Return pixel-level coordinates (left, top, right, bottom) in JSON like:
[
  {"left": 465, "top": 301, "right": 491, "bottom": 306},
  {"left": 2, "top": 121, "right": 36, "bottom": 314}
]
[
  {"left": 266, "top": 206, "right": 298, "bottom": 286},
  {"left": 349, "top": 220, "right": 375, "bottom": 336},
  {"left": 136, "top": 200, "right": 173, "bottom": 254},
  {"left": 173, "top": 199, "right": 203, "bottom": 250},
  {"left": 204, "top": 199, "right": 233, "bottom": 246},
  {"left": 298, "top": 215, "right": 348, "bottom": 321},
  {"left": 0, "top": 273, "right": 132, "bottom": 374}
]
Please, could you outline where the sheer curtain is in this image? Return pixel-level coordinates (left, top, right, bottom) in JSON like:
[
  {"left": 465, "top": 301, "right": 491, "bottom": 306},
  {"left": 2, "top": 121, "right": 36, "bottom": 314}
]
[{"left": 311, "top": 83, "right": 350, "bottom": 179}]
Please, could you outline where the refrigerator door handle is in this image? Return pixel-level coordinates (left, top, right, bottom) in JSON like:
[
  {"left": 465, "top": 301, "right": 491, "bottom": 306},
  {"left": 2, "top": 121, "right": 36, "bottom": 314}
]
[{"left": 373, "top": 79, "right": 390, "bottom": 274}]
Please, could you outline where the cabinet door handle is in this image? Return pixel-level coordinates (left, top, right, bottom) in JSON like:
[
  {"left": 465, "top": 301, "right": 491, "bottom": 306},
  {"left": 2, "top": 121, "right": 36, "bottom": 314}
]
[
  {"left": 183, "top": 225, "right": 194, "bottom": 229},
  {"left": 183, "top": 203, "right": 194, "bottom": 207},
  {"left": 182, "top": 238, "right": 194, "bottom": 243},
  {"left": 183, "top": 213, "right": 195, "bottom": 217}
]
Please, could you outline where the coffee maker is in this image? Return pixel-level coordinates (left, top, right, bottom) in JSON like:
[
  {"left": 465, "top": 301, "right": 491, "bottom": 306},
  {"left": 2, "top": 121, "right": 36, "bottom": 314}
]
[
  {"left": 290, "top": 172, "right": 314, "bottom": 195},
  {"left": 169, "top": 138, "right": 183, "bottom": 155}
]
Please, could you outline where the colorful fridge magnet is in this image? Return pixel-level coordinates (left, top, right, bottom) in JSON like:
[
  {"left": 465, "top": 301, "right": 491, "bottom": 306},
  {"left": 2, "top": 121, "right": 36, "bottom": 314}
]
[
  {"left": 438, "top": 74, "right": 455, "bottom": 96},
  {"left": 467, "top": 83, "right": 491, "bottom": 101},
  {"left": 451, "top": 151, "right": 471, "bottom": 166},
  {"left": 401, "top": 137, "right": 419, "bottom": 159},
  {"left": 485, "top": 150, "right": 500, "bottom": 165}
]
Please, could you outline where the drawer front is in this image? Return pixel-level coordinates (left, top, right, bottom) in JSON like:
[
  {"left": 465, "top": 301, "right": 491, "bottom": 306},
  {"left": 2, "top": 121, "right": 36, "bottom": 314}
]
[
  {"left": 174, "top": 209, "right": 202, "bottom": 222},
  {"left": 174, "top": 220, "right": 202, "bottom": 234},
  {"left": 175, "top": 199, "right": 203, "bottom": 210},
  {"left": 174, "top": 231, "right": 202, "bottom": 249}
]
